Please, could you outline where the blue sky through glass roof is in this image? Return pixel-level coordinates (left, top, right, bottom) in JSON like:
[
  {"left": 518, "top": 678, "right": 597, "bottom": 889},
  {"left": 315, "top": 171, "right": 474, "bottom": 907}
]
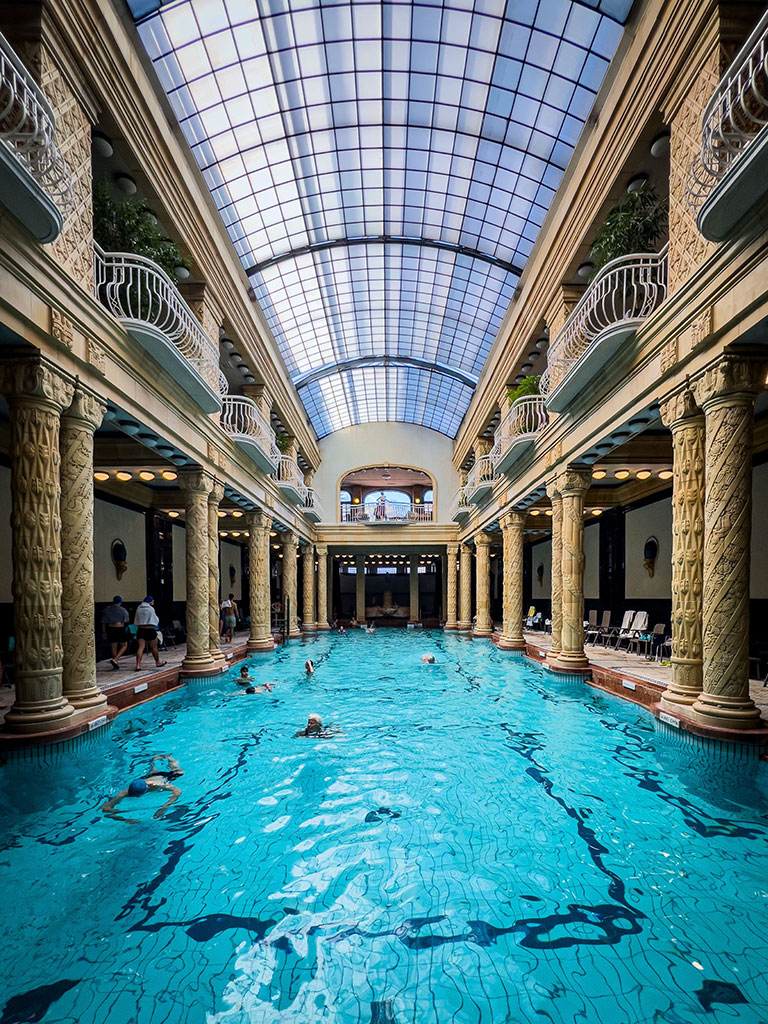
[{"left": 130, "top": 0, "right": 631, "bottom": 437}]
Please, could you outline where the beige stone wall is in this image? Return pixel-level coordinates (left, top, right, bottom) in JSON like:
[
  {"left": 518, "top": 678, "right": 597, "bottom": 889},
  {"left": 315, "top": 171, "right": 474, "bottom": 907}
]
[
  {"left": 624, "top": 498, "right": 673, "bottom": 601},
  {"left": 93, "top": 498, "right": 146, "bottom": 602}
]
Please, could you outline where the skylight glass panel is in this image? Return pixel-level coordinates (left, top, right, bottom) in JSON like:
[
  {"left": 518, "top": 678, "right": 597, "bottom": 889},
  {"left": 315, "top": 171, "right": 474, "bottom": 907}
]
[{"left": 128, "top": 0, "right": 629, "bottom": 437}]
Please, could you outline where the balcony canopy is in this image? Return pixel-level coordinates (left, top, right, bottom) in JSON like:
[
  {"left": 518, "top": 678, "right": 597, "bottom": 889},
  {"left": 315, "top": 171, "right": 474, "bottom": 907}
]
[{"left": 128, "top": 0, "right": 631, "bottom": 437}]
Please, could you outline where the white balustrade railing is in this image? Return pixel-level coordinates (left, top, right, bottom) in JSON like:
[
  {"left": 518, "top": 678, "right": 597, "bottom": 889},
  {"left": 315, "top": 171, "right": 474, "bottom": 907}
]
[
  {"left": 450, "top": 485, "right": 471, "bottom": 518},
  {"left": 466, "top": 454, "right": 496, "bottom": 494},
  {"left": 686, "top": 9, "right": 768, "bottom": 210},
  {"left": 493, "top": 395, "right": 548, "bottom": 462},
  {"left": 221, "top": 395, "right": 278, "bottom": 465},
  {"left": 94, "top": 245, "right": 225, "bottom": 397},
  {"left": 0, "top": 30, "right": 72, "bottom": 211},
  {"left": 277, "top": 455, "right": 308, "bottom": 502},
  {"left": 340, "top": 501, "right": 433, "bottom": 523},
  {"left": 303, "top": 489, "right": 325, "bottom": 519},
  {"left": 540, "top": 246, "right": 668, "bottom": 396}
]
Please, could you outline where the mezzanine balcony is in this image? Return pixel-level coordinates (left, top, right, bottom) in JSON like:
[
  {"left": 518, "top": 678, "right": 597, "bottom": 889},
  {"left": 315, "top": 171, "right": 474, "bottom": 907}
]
[
  {"left": 302, "top": 489, "right": 324, "bottom": 522},
  {"left": 687, "top": 9, "right": 768, "bottom": 241},
  {"left": 450, "top": 486, "right": 471, "bottom": 521},
  {"left": 94, "top": 246, "right": 224, "bottom": 414},
  {"left": 541, "top": 246, "right": 668, "bottom": 414},
  {"left": 276, "top": 455, "right": 308, "bottom": 506},
  {"left": 0, "top": 29, "right": 72, "bottom": 242},
  {"left": 340, "top": 500, "right": 433, "bottom": 524},
  {"left": 466, "top": 454, "right": 496, "bottom": 503},
  {"left": 492, "top": 395, "right": 548, "bottom": 474},
  {"left": 220, "top": 395, "right": 279, "bottom": 474}
]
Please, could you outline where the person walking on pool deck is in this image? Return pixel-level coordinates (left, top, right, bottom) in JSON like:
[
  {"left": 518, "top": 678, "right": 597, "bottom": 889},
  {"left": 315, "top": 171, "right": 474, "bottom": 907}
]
[
  {"left": 221, "top": 593, "right": 239, "bottom": 643},
  {"left": 102, "top": 595, "right": 130, "bottom": 669},
  {"left": 134, "top": 596, "right": 167, "bottom": 672},
  {"left": 102, "top": 754, "right": 183, "bottom": 824}
]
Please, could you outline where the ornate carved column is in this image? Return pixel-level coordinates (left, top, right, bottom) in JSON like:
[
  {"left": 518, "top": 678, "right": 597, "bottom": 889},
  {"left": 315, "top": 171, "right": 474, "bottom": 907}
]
[
  {"left": 659, "top": 387, "right": 704, "bottom": 709},
  {"left": 545, "top": 479, "right": 563, "bottom": 662},
  {"left": 556, "top": 468, "right": 591, "bottom": 669},
  {"left": 444, "top": 543, "right": 458, "bottom": 629},
  {"left": 355, "top": 554, "right": 366, "bottom": 621},
  {"left": 2, "top": 358, "right": 75, "bottom": 732},
  {"left": 458, "top": 543, "right": 473, "bottom": 631},
  {"left": 473, "top": 532, "right": 493, "bottom": 636},
  {"left": 302, "top": 543, "right": 317, "bottom": 632},
  {"left": 207, "top": 481, "right": 226, "bottom": 663},
  {"left": 690, "top": 355, "right": 767, "bottom": 729},
  {"left": 179, "top": 471, "right": 216, "bottom": 673},
  {"left": 246, "top": 511, "right": 274, "bottom": 651},
  {"left": 499, "top": 512, "right": 526, "bottom": 650},
  {"left": 316, "top": 544, "right": 330, "bottom": 629},
  {"left": 409, "top": 553, "right": 420, "bottom": 623},
  {"left": 283, "top": 532, "right": 300, "bottom": 638},
  {"left": 60, "top": 386, "right": 107, "bottom": 714}
]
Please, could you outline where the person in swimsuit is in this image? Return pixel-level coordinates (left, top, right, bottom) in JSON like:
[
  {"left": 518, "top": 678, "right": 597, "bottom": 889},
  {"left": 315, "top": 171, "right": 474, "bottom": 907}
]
[
  {"left": 421, "top": 654, "right": 436, "bottom": 664},
  {"left": 102, "top": 754, "right": 182, "bottom": 824},
  {"left": 305, "top": 660, "right": 314, "bottom": 675},
  {"left": 221, "top": 594, "right": 239, "bottom": 643},
  {"left": 294, "top": 713, "right": 335, "bottom": 738}
]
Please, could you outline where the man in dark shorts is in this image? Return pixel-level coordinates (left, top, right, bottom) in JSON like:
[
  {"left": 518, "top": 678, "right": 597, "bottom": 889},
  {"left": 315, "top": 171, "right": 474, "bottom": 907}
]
[
  {"left": 101, "top": 595, "right": 130, "bottom": 669},
  {"left": 134, "top": 596, "right": 167, "bottom": 672}
]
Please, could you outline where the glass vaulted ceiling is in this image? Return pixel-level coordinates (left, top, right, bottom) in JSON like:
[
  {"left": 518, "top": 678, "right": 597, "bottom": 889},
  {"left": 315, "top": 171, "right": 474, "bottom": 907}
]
[{"left": 129, "top": 0, "right": 632, "bottom": 437}]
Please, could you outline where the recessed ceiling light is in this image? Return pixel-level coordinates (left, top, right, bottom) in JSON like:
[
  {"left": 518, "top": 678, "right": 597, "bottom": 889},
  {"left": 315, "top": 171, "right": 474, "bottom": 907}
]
[
  {"left": 592, "top": 470, "right": 606, "bottom": 479},
  {"left": 591, "top": 508, "right": 603, "bottom": 516},
  {"left": 94, "top": 471, "right": 110, "bottom": 481},
  {"left": 544, "top": 509, "right": 553, "bottom": 517},
  {"left": 217, "top": 510, "right": 227, "bottom": 518},
  {"left": 627, "top": 173, "right": 648, "bottom": 193},
  {"left": 232, "top": 510, "right": 243, "bottom": 518},
  {"left": 168, "top": 510, "right": 179, "bottom": 519},
  {"left": 220, "top": 531, "right": 228, "bottom": 537},
  {"left": 231, "top": 531, "right": 241, "bottom": 537},
  {"left": 529, "top": 509, "right": 540, "bottom": 516},
  {"left": 116, "top": 471, "right": 132, "bottom": 481},
  {"left": 162, "top": 470, "right": 178, "bottom": 481},
  {"left": 577, "top": 261, "right": 594, "bottom": 279},
  {"left": 139, "top": 471, "right": 155, "bottom": 481},
  {"left": 636, "top": 470, "right": 651, "bottom": 480},
  {"left": 614, "top": 470, "right": 630, "bottom": 480},
  {"left": 659, "top": 470, "right": 673, "bottom": 480}
]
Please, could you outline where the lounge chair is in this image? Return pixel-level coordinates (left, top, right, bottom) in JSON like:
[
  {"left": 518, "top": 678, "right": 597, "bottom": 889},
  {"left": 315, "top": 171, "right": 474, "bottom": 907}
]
[
  {"left": 615, "top": 611, "right": 648, "bottom": 652},
  {"left": 604, "top": 610, "right": 634, "bottom": 648},
  {"left": 629, "top": 622, "right": 665, "bottom": 658},
  {"left": 524, "top": 606, "right": 537, "bottom": 629},
  {"left": 586, "top": 610, "right": 611, "bottom": 645}
]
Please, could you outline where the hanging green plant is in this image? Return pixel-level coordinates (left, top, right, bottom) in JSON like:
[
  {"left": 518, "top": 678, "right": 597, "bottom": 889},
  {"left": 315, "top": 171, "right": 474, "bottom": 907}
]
[
  {"left": 92, "top": 181, "right": 189, "bottom": 278},
  {"left": 275, "top": 433, "right": 293, "bottom": 455},
  {"left": 506, "top": 374, "right": 541, "bottom": 407},
  {"left": 589, "top": 184, "right": 668, "bottom": 275}
]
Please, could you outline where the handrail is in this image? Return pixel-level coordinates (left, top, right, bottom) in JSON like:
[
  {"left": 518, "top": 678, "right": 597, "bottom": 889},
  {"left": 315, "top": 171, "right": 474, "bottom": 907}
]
[
  {"left": 277, "top": 455, "right": 308, "bottom": 502},
  {"left": 540, "top": 246, "right": 668, "bottom": 396},
  {"left": 94, "top": 245, "right": 226, "bottom": 397},
  {"left": 0, "top": 30, "right": 72, "bottom": 210},
  {"left": 340, "top": 500, "right": 433, "bottom": 522},
  {"left": 450, "top": 485, "right": 471, "bottom": 517},
  {"left": 493, "top": 395, "right": 548, "bottom": 459},
  {"left": 466, "top": 454, "right": 495, "bottom": 493},
  {"left": 687, "top": 9, "right": 768, "bottom": 209},
  {"left": 221, "top": 395, "right": 279, "bottom": 464}
]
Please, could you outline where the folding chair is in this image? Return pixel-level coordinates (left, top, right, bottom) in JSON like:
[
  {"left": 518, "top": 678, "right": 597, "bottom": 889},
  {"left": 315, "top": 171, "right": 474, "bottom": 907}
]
[
  {"left": 615, "top": 611, "right": 648, "bottom": 652},
  {"left": 524, "top": 606, "right": 537, "bottom": 629},
  {"left": 629, "top": 622, "right": 664, "bottom": 658},
  {"left": 586, "top": 611, "right": 611, "bottom": 645},
  {"left": 605, "top": 611, "right": 634, "bottom": 648}
]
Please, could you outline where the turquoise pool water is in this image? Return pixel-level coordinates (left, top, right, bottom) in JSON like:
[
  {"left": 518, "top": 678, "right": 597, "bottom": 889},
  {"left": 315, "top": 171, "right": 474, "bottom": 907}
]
[{"left": 1, "top": 629, "right": 767, "bottom": 1024}]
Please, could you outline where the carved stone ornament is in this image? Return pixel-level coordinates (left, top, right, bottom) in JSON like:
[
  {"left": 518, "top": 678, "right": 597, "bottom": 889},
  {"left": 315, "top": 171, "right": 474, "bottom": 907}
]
[
  {"left": 691, "top": 354, "right": 768, "bottom": 409},
  {"left": 660, "top": 336, "right": 678, "bottom": 374},
  {"left": 556, "top": 467, "right": 592, "bottom": 497},
  {"left": 658, "top": 386, "right": 700, "bottom": 428},
  {"left": 87, "top": 338, "right": 107, "bottom": 375},
  {"left": 689, "top": 306, "right": 713, "bottom": 352},
  {"left": 50, "top": 308, "right": 74, "bottom": 350},
  {"left": 2, "top": 358, "right": 74, "bottom": 411}
]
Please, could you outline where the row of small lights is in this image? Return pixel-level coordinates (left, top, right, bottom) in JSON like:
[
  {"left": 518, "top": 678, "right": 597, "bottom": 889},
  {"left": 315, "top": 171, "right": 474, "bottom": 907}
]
[
  {"left": 348, "top": 496, "right": 423, "bottom": 504},
  {"left": 94, "top": 469, "right": 178, "bottom": 482},
  {"left": 530, "top": 508, "right": 604, "bottom": 518},
  {"left": 592, "top": 468, "right": 673, "bottom": 481}
]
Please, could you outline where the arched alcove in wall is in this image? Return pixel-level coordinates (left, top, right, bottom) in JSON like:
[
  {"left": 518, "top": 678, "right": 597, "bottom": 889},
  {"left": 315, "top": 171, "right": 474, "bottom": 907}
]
[{"left": 338, "top": 465, "right": 436, "bottom": 522}]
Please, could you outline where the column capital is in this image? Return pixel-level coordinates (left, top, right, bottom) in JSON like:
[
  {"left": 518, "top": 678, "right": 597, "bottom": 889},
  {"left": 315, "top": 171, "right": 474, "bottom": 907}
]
[
  {"left": 691, "top": 353, "right": 768, "bottom": 410},
  {"left": 474, "top": 531, "right": 492, "bottom": 547},
  {"left": 500, "top": 511, "right": 526, "bottom": 531},
  {"left": 446, "top": 542, "right": 459, "bottom": 556},
  {"left": 64, "top": 386, "right": 106, "bottom": 431},
  {"left": 316, "top": 542, "right": 328, "bottom": 555},
  {"left": 2, "top": 355, "right": 74, "bottom": 412},
  {"left": 545, "top": 478, "right": 560, "bottom": 501},
  {"left": 208, "top": 479, "right": 226, "bottom": 505},
  {"left": 283, "top": 530, "right": 298, "bottom": 549},
  {"left": 247, "top": 509, "right": 271, "bottom": 533},
  {"left": 556, "top": 467, "right": 591, "bottom": 497},
  {"left": 178, "top": 468, "right": 215, "bottom": 495},
  {"left": 659, "top": 384, "right": 702, "bottom": 429}
]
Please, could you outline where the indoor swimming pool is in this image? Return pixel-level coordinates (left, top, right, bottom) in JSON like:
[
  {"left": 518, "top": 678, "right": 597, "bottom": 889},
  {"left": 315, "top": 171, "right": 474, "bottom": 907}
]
[{"left": 1, "top": 630, "right": 767, "bottom": 1023}]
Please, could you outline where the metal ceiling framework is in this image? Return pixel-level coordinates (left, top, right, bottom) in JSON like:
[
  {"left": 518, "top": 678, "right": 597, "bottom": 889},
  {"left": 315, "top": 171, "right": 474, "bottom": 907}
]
[{"left": 129, "top": 0, "right": 631, "bottom": 437}]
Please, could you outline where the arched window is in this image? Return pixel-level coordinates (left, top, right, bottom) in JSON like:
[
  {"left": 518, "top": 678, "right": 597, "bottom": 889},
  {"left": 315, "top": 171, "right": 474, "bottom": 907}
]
[
  {"left": 363, "top": 489, "right": 410, "bottom": 507},
  {"left": 339, "top": 489, "right": 352, "bottom": 504},
  {"left": 422, "top": 488, "right": 434, "bottom": 503}
]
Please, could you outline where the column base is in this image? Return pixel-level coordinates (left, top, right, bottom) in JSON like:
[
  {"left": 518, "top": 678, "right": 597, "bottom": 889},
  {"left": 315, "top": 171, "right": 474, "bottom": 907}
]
[
  {"left": 67, "top": 686, "right": 108, "bottom": 713},
  {"left": 316, "top": 623, "right": 331, "bottom": 631},
  {"left": 181, "top": 653, "right": 216, "bottom": 673},
  {"left": 556, "top": 651, "right": 590, "bottom": 670},
  {"left": 246, "top": 637, "right": 275, "bottom": 652},
  {"left": 456, "top": 621, "right": 472, "bottom": 633},
  {"left": 3, "top": 695, "right": 76, "bottom": 734},
  {"left": 302, "top": 623, "right": 318, "bottom": 634},
  {"left": 472, "top": 627, "right": 493, "bottom": 638},
  {"left": 443, "top": 622, "right": 458, "bottom": 630},
  {"left": 690, "top": 692, "right": 763, "bottom": 730},
  {"left": 497, "top": 636, "right": 526, "bottom": 651},
  {"left": 660, "top": 660, "right": 703, "bottom": 709}
]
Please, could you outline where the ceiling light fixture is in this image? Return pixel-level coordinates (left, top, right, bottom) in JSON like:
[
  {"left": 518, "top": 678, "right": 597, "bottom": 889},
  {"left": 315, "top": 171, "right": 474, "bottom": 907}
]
[
  {"left": 162, "top": 470, "right": 178, "bottom": 481},
  {"left": 614, "top": 470, "right": 630, "bottom": 480},
  {"left": 626, "top": 173, "right": 648, "bottom": 193},
  {"left": 636, "top": 470, "right": 651, "bottom": 480},
  {"left": 116, "top": 471, "right": 132, "bottom": 482},
  {"left": 94, "top": 471, "right": 110, "bottom": 482},
  {"left": 232, "top": 510, "right": 243, "bottom": 518},
  {"left": 529, "top": 509, "right": 540, "bottom": 516},
  {"left": 658, "top": 470, "right": 673, "bottom": 480},
  {"left": 139, "top": 471, "right": 155, "bottom": 481},
  {"left": 591, "top": 508, "right": 603, "bottom": 516},
  {"left": 577, "top": 261, "right": 594, "bottom": 279},
  {"left": 168, "top": 510, "right": 180, "bottom": 519},
  {"left": 114, "top": 172, "right": 137, "bottom": 195},
  {"left": 91, "top": 129, "right": 113, "bottom": 157},
  {"left": 650, "top": 130, "right": 670, "bottom": 158}
]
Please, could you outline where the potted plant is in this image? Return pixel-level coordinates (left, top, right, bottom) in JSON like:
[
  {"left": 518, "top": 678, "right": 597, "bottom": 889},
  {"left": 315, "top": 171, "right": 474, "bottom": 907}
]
[
  {"left": 589, "top": 183, "right": 668, "bottom": 275},
  {"left": 506, "top": 374, "right": 540, "bottom": 408},
  {"left": 93, "top": 181, "right": 189, "bottom": 278}
]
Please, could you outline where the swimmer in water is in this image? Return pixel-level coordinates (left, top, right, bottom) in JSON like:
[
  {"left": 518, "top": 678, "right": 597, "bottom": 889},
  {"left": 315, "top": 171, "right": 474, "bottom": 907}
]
[
  {"left": 421, "top": 653, "right": 436, "bottom": 664},
  {"left": 294, "top": 713, "right": 336, "bottom": 738},
  {"left": 366, "top": 623, "right": 375, "bottom": 634},
  {"left": 102, "top": 754, "right": 183, "bottom": 824},
  {"left": 238, "top": 665, "right": 273, "bottom": 691},
  {"left": 305, "top": 659, "right": 314, "bottom": 675},
  {"left": 338, "top": 625, "right": 346, "bottom": 635}
]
